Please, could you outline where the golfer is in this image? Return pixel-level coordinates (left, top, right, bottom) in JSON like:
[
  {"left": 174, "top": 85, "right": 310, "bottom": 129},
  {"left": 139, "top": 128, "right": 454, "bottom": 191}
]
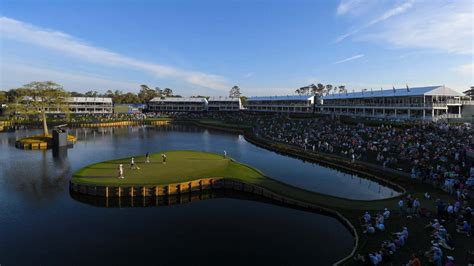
[
  {"left": 118, "top": 164, "right": 124, "bottom": 178},
  {"left": 223, "top": 150, "right": 227, "bottom": 158},
  {"left": 145, "top": 152, "right": 150, "bottom": 163},
  {"left": 131, "top": 157, "right": 140, "bottom": 170},
  {"left": 161, "top": 154, "right": 167, "bottom": 164}
]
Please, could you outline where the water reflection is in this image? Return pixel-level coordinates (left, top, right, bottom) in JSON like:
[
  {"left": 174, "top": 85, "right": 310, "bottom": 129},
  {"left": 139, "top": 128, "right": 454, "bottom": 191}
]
[{"left": 1, "top": 149, "right": 71, "bottom": 203}]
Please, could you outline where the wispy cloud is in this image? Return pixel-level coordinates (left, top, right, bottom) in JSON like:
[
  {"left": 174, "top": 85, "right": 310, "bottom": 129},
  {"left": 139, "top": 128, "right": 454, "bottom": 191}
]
[
  {"left": 335, "top": 1, "right": 473, "bottom": 55},
  {"left": 2, "top": 61, "right": 140, "bottom": 91},
  {"left": 360, "top": 1, "right": 474, "bottom": 55},
  {"left": 333, "top": 54, "right": 365, "bottom": 64},
  {"left": 455, "top": 63, "right": 473, "bottom": 77},
  {"left": 0, "top": 17, "right": 229, "bottom": 90},
  {"left": 336, "top": 0, "right": 363, "bottom": 16},
  {"left": 336, "top": 0, "right": 414, "bottom": 42},
  {"left": 244, "top": 72, "right": 254, "bottom": 78}
]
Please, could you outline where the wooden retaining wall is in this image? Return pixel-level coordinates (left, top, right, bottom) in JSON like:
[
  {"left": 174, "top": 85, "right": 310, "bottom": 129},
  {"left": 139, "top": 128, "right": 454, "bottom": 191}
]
[
  {"left": 69, "top": 121, "right": 143, "bottom": 128},
  {"left": 0, "top": 121, "right": 13, "bottom": 132},
  {"left": 148, "top": 120, "right": 171, "bottom": 126},
  {"left": 15, "top": 141, "right": 48, "bottom": 150},
  {"left": 70, "top": 178, "right": 216, "bottom": 198}
]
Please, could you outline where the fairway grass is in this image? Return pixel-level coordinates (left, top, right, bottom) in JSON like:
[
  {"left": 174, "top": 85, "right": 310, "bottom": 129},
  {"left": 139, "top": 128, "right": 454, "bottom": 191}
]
[{"left": 72, "top": 150, "right": 265, "bottom": 186}]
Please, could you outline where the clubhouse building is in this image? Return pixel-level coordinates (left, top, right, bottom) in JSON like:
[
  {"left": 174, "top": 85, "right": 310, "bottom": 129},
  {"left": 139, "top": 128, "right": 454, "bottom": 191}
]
[
  {"left": 207, "top": 97, "right": 242, "bottom": 111},
  {"left": 148, "top": 97, "right": 208, "bottom": 112},
  {"left": 24, "top": 96, "right": 113, "bottom": 115},
  {"left": 66, "top": 97, "right": 113, "bottom": 114},
  {"left": 245, "top": 95, "right": 315, "bottom": 113},
  {"left": 320, "top": 86, "right": 470, "bottom": 121}
]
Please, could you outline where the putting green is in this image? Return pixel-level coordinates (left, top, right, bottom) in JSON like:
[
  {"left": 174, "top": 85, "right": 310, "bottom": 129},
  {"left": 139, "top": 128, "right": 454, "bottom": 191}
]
[{"left": 72, "top": 150, "right": 265, "bottom": 186}]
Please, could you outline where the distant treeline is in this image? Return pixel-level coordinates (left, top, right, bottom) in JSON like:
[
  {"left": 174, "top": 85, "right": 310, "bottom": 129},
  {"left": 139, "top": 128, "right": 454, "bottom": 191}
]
[{"left": 0, "top": 84, "right": 180, "bottom": 104}]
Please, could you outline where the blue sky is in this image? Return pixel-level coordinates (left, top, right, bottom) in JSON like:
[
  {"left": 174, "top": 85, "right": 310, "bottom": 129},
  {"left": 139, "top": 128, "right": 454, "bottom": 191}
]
[{"left": 1, "top": 0, "right": 472, "bottom": 96}]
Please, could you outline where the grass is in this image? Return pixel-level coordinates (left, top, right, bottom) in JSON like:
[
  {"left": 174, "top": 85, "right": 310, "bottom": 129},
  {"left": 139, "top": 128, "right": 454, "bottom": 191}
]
[
  {"left": 113, "top": 105, "right": 130, "bottom": 113},
  {"left": 72, "top": 150, "right": 265, "bottom": 186}
]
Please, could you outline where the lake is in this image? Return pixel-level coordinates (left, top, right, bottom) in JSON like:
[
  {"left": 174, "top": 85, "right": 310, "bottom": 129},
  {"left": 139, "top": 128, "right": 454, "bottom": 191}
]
[{"left": 0, "top": 125, "right": 399, "bottom": 265}]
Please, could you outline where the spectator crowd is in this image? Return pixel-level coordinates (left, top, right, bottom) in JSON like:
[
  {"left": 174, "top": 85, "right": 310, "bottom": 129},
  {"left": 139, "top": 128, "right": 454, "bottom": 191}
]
[{"left": 254, "top": 115, "right": 474, "bottom": 193}]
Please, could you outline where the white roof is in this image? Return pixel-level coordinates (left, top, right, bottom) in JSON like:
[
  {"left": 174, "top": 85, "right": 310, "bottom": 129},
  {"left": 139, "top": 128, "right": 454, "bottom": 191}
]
[
  {"left": 22, "top": 96, "right": 112, "bottom": 103},
  {"left": 322, "top": 86, "right": 462, "bottom": 100},
  {"left": 150, "top": 97, "right": 207, "bottom": 103},
  {"left": 207, "top": 97, "right": 240, "bottom": 102},
  {"left": 247, "top": 95, "right": 314, "bottom": 101},
  {"left": 68, "top": 97, "right": 112, "bottom": 103}
]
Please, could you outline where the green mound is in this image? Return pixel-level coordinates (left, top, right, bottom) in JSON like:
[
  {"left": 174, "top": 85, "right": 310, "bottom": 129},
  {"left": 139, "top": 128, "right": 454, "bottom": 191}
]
[{"left": 72, "top": 150, "right": 265, "bottom": 186}]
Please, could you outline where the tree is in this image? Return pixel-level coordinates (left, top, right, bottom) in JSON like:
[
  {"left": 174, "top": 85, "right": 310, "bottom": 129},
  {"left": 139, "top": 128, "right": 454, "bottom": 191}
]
[
  {"left": 0, "top": 91, "right": 6, "bottom": 103},
  {"left": 325, "top": 84, "right": 333, "bottom": 95},
  {"left": 104, "top": 90, "right": 114, "bottom": 98},
  {"left": 111, "top": 90, "right": 124, "bottom": 104},
  {"left": 315, "top": 83, "right": 325, "bottom": 96},
  {"left": 163, "top": 88, "right": 173, "bottom": 97},
  {"left": 229, "top": 86, "right": 242, "bottom": 98},
  {"left": 463, "top": 86, "right": 474, "bottom": 99},
  {"left": 240, "top": 96, "right": 247, "bottom": 106},
  {"left": 84, "top": 90, "right": 98, "bottom": 97},
  {"left": 338, "top": 85, "right": 347, "bottom": 93},
  {"left": 13, "top": 81, "right": 69, "bottom": 136},
  {"left": 296, "top": 84, "right": 313, "bottom": 95},
  {"left": 120, "top": 92, "right": 140, "bottom": 104},
  {"left": 70, "top": 91, "right": 84, "bottom": 97},
  {"left": 138, "top": 84, "right": 159, "bottom": 103},
  {"left": 155, "top": 87, "right": 163, "bottom": 97}
]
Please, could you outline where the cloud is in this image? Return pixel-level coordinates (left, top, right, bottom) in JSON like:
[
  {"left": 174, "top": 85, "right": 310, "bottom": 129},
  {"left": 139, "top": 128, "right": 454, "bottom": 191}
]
[
  {"left": 1, "top": 61, "right": 140, "bottom": 91},
  {"left": 336, "top": 0, "right": 363, "bottom": 16},
  {"left": 455, "top": 63, "right": 473, "bottom": 77},
  {"left": 0, "top": 17, "right": 229, "bottom": 90},
  {"left": 244, "top": 72, "right": 254, "bottom": 78},
  {"left": 333, "top": 54, "right": 365, "bottom": 64},
  {"left": 360, "top": 1, "right": 474, "bottom": 55},
  {"left": 336, "top": 0, "right": 414, "bottom": 42},
  {"left": 336, "top": 1, "right": 473, "bottom": 55}
]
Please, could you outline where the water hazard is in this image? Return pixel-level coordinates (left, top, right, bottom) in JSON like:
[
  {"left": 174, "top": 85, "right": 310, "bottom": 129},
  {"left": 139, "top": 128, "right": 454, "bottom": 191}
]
[{"left": 0, "top": 125, "right": 398, "bottom": 264}]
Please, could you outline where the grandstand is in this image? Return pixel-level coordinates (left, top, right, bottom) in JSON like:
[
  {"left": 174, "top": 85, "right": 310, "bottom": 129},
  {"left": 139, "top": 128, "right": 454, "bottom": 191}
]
[
  {"left": 245, "top": 95, "right": 315, "bottom": 113},
  {"left": 40, "top": 97, "right": 113, "bottom": 114},
  {"left": 207, "top": 97, "right": 242, "bottom": 111},
  {"left": 148, "top": 97, "right": 208, "bottom": 112},
  {"left": 320, "top": 86, "right": 471, "bottom": 121}
]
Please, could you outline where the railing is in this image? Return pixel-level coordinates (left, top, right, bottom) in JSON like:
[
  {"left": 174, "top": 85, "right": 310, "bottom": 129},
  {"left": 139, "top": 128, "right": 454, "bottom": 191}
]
[
  {"left": 317, "top": 110, "right": 464, "bottom": 121},
  {"left": 446, "top": 100, "right": 474, "bottom": 105},
  {"left": 321, "top": 103, "right": 452, "bottom": 108}
]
